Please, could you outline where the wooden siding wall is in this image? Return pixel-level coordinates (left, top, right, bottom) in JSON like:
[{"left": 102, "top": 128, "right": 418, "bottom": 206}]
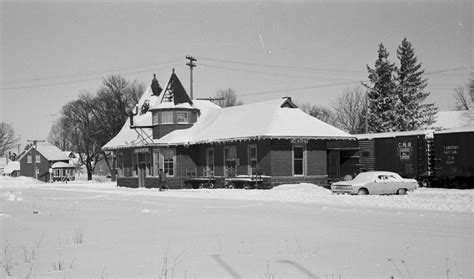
[
  {"left": 307, "top": 140, "right": 327, "bottom": 176},
  {"left": 121, "top": 149, "right": 134, "bottom": 168},
  {"left": 153, "top": 124, "right": 193, "bottom": 139},
  {"left": 177, "top": 146, "right": 198, "bottom": 176},
  {"left": 115, "top": 138, "right": 357, "bottom": 188},
  {"left": 269, "top": 140, "right": 293, "bottom": 176},
  {"left": 19, "top": 150, "right": 52, "bottom": 182},
  {"left": 358, "top": 140, "right": 375, "bottom": 171},
  {"left": 257, "top": 141, "right": 272, "bottom": 175}
]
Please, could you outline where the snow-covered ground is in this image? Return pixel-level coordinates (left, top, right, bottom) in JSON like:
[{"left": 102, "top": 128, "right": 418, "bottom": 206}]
[
  {"left": 1, "top": 176, "right": 472, "bottom": 278},
  {"left": 2, "top": 176, "right": 471, "bottom": 213}
]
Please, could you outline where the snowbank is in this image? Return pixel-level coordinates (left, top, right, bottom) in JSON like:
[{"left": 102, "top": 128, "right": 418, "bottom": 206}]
[
  {"left": 0, "top": 176, "right": 44, "bottom": 188},
  {"left": 1, "top": 177, "right": 472, "bottom": 213}
]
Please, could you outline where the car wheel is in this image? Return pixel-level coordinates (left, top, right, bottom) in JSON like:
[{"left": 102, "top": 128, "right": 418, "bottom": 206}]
[
  {"left": 357, "top": 188, "right": 369, "bottom": 195},
  {"left": 243, "top": 182, "right": 251, "bottom": 190},
  {"left": 199, "top": 183, "right": 205, "bottom": 189},
  {"left": 397, "top": 188, "right": 407, "bottom": 195},
  {"left": 226, "top": 182, "right": 235, "bottom": 189}
]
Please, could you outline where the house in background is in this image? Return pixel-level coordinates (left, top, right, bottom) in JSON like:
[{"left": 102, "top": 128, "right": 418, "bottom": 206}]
[
  {"left": 0, "top": 157, "right": 7, "bottom": 176},
  {"left": 63, "top": 151, "right": 85, "bottom": 176},
  {"left": 103, "top": 70, "right": 359, "bottom": 188},
  {"left": 4, "top": 161, "right": 20, "bottom": 177},
  {"left": 18, "top": 144, "right": 75, "bottom": 182}
]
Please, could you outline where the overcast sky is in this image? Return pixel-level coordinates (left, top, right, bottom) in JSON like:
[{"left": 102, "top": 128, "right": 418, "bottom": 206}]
[{"left": 1, "top": 0, "right": 472, "bottom": 146}]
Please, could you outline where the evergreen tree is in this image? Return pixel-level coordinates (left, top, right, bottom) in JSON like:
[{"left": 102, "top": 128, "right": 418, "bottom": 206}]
[
  {"left": 395, "top": 38, "right": 437, "bottom": 130},
  {"left": 366, "top": 43, "right": 398, "bottom": 132}
]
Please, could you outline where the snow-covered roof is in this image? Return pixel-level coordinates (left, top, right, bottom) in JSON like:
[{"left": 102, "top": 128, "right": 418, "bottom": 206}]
[
  {"left": 103, "top": 97, "right": 354, "bottom": 150},
  {"left": 355, "top": 129, "right": 434, "bottom": 140},
  {"left": 4, "top": 161, "right": 20, "bottom": 174},
  {"left": 158, "top": 98, "right": 353, "bottom": 145},
  {"left": 51, "top": 161, "right": 75, "bottom": 169},
  {"left": 102, "top": 86, "right": 154, "bottom": 150},
  {"left": 434, "top": 110, "right": 473, "bottom": 130},
  {"left": 18, "top": 144, "right": 69, "bottom": 161},
  {"left": 434, "top": 125, "right": 474, "bottom": 135},
  {"left": 103, "top": 71, "right": 354, "bottom": 150}
]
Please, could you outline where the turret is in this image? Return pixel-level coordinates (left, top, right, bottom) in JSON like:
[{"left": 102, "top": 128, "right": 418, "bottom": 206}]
[{"left": 149, "top": 69, "right": 200, "bottom": 139}]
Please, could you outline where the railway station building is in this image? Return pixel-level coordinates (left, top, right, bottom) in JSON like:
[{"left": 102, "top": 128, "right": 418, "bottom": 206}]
[{"left": 103, "top": 70, "right": 359, "bottom": 188}]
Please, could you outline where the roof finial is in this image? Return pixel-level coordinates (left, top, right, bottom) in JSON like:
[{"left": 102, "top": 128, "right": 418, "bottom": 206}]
[
  {"left": 172, "top": 68, "right": 175, "bottom": 74},
  {"left": 153, "top": 73, "right": 156, "bottom": 79}
]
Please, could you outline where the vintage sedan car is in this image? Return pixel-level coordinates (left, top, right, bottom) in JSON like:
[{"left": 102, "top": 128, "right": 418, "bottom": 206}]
[{"left": 330, "top": 171, "right": 418, "bottom": 195}]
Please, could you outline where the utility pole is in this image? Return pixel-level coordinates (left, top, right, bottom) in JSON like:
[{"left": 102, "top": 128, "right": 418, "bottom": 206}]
[
  {"left": 27, "top": 139, "right": 45, "bottom": 180},
  {"left": 361, "top": 81, "right": 371, "bottom": 134},
  {"left": 186, "top": 55, "right": 197, "bottom": 100}
]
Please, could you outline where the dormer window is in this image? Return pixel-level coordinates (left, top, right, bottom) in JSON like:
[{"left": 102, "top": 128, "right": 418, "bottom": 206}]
[
  {"left": 177, "top": 111, "right": 188, "bottom": 123},
  {"left": 162, "top": 111, "right": 173, "bottom": 124}
]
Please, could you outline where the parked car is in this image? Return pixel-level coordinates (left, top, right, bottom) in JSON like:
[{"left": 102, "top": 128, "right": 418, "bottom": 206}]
[{"left": 330, "top": 171, "right": 418, "bottom": 195}]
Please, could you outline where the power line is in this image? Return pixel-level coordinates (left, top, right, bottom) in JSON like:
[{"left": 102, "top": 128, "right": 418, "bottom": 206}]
[
  {"left": 1, "top": 63, "right": 179, "bottom": 92},
  {"left": 239, "top": 80, "right": 361, "bottom": 98},
  {"left": 199, "top": 56, "right": 366, "bottom": 75},
  {"left": 201, "top": 63, "right": 360, "bottom": 83},
  {"left": 424, "top": 67, "right": 471, "bottom": 76},
  {"left": 4, "top": 57, "right": 182, "bottom": 86},
  {"left": 201, "top": 56, "right": 472, "bottom": 76}
]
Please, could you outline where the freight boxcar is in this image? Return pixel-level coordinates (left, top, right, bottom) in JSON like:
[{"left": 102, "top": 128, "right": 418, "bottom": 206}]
[
  {"left": 356, "top": 130, "right": 434, "bottom": 180},
  {"left": 432, "top": 126, "right": 474, "bottom": 188}
]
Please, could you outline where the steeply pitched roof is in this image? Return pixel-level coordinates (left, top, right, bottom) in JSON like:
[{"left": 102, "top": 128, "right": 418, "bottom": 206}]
[{"left": 150, "top": 70, "right": 192, "bottom": 109}]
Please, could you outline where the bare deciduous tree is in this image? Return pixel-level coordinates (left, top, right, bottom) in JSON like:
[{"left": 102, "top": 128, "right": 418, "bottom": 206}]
[
  {"left": 48, "top": 118, "right": 72, "bottom": 151},
  {"left": 94, "top": 75, "right": 146, "bottom": 181},
  {"left": 454, "top": 77, "right": 474, "bottom": 110},
  {"left": 0, "top": 122, "right": 19, "bottom": 157},
  {"left": 299, "top": 103, "right": 335, "bottom": 124},
  {"left": 331, "top": 85, "right": 367, "bottom": 134},
  {"left": 213, "top": 88, "right": 243, "bottom": 108},
  {"left": 49, "top": 75, "right": 146, "bottom": 180},
  {"left": 61, "top": 93, "right": 103, "bottom": 180}
]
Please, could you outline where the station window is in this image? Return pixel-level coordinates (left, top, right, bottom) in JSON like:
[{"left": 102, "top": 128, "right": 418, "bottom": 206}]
[
  {"left": 36, "top": 155, "right": 41, "bottom": 163},
  {"left": 152, "top": 149, "right": 160, "bottom": 176},
  {"left": 293, "top": 146, "right": 305, "bottom": 176},
  {"left": 116, "top": 151, "right": 124, "bottom": 177},
  {"left": 27, "top": 155, "right": 32, "bottom": 164},
  {"left": 161, "top": 111, "right": 173, "bottom": 124},
  {"left": 177, "top": 111, "right": 189, "bottom": 123},
  {"left": 162, "top": 149, "right": 175, "bottom": 176},
  {"left": 248, "top": 145, "right": 257, "bottom": 169},
  {"left": 224, "top": 146, "right": 237, "bottom": 177},
  {"left": 206, "top": 148, "right": 214, "bottom": 174}
]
